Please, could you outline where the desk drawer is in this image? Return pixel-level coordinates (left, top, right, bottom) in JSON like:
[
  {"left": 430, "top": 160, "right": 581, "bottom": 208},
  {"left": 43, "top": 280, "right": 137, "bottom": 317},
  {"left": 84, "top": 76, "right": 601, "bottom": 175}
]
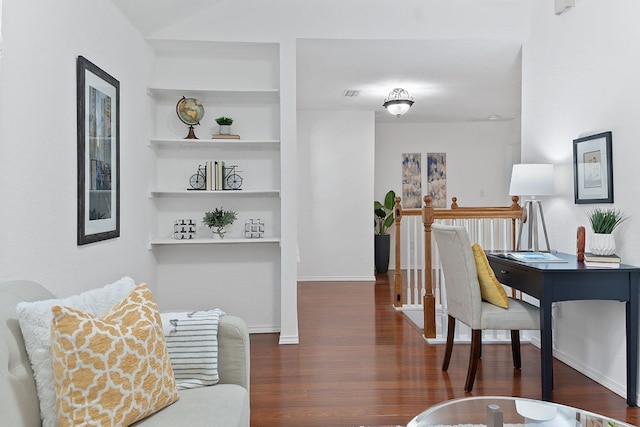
[{"left": 492, "top": 263, "right": 542, "bottom": 299}]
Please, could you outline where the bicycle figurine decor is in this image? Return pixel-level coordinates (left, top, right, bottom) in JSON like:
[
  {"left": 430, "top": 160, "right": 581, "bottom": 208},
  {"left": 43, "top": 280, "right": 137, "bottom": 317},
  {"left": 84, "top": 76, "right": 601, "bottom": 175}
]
[
  {"left": 223, "top": 164, "right": 243, "bottom": 190},
  {"left": 188, "top": 163, "right": 244, "bottom": 191},
  {"left": 188, "top": 164, "right": 207, "bottom": 190}
]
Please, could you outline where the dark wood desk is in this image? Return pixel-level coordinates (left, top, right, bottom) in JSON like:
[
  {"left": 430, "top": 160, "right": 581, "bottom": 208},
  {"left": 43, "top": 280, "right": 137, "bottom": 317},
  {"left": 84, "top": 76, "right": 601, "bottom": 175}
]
[{"left": 487, "top": 252, "right": 640, "bottom": 406}]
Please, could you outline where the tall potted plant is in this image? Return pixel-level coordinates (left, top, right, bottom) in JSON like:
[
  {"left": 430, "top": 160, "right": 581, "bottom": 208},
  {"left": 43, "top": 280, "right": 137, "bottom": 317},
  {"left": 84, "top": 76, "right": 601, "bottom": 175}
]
[
  {"left": 586, "top": 207, "right": 626, "bottom": 256},
  {"left": 374, "top": 190, "right": 396, "bottom": 273}
]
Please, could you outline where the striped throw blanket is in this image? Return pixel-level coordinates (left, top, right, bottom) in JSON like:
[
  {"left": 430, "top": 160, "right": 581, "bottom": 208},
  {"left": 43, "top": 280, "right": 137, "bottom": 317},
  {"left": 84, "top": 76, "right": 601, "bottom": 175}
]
[{"left": 160, "top": 309, "right": 225, "bottom": 390}]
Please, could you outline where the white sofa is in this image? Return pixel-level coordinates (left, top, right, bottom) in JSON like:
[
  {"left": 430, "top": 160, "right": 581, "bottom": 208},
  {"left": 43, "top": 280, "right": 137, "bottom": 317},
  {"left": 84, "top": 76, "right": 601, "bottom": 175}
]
[{"left": 0, "top": 280, "right": 250, "bottom": 427}]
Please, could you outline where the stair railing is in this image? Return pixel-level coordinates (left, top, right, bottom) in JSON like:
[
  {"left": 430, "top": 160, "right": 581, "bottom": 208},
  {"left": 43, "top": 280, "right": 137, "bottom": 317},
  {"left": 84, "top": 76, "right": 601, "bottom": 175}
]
[{"left": 393, "top": 195, "right": 523, "bottom": 339}]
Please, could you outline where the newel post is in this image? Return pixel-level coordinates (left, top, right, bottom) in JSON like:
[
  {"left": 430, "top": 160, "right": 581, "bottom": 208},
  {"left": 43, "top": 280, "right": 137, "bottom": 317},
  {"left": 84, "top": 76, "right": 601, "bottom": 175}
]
[
  {"left": 422, "top": 195, "right": 436, "bottom": 339},
  {"left": 393, "top": 197, "right": 403, "bottom": 308},
  {"left": 510, "top": 196, "right": 521, "bottom": 250}
]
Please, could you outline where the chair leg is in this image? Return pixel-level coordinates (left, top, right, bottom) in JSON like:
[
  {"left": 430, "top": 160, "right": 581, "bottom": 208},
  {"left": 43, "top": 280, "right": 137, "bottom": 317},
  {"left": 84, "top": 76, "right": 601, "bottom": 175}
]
[
  {"left": 465, "top": 329, "right": 482, "bottom": 392},
  {"left": 511, "top": 330, "right": 521, "bottom": 369},
  {"left": 442, "top": 315, "right": 456, "bottom": 371}
]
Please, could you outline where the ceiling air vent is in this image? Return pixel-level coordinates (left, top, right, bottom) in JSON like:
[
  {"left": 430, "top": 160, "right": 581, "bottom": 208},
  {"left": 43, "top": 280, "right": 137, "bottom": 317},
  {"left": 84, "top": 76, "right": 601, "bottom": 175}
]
[{"left": 342, "top": 89, "right": 360, "bottom": 97}]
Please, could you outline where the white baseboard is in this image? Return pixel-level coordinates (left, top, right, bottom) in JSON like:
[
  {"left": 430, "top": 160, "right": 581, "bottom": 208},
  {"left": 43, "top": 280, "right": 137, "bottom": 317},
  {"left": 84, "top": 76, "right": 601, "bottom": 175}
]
[
  {"left": 247, "top": 326, "right": 299, "bottom": 344},
  {"left": 278, "top": 334, "right": 299, "bottom": 345},
  {"left": 248, "top": 325, "right": 280, "bottom": 334}
]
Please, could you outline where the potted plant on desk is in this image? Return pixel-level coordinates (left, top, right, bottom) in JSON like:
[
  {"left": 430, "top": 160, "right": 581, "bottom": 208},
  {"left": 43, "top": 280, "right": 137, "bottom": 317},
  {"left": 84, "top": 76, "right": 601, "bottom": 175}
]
[
  {"left": 374, "top": 190, "right": 396, "bottom": 273},
  {"left": 586, "top": 207, "right": 626, "bottom": 256}
]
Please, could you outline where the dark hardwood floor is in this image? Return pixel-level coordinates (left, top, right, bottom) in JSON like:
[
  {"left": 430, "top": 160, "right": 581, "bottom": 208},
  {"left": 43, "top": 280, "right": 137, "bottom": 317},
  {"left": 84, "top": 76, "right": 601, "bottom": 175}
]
[{"left": 249, "top": 271, "right": 639, "bottom": 426}]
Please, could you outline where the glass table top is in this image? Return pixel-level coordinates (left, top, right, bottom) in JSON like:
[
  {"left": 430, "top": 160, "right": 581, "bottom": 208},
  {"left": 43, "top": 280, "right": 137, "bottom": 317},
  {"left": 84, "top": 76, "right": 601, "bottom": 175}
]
[{"left": 407, "top": 396, "right": 633, "bottom": 427}]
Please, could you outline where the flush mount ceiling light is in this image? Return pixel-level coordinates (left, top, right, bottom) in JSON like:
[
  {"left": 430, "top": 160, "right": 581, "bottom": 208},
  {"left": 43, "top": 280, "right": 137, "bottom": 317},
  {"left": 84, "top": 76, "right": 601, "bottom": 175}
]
[{"left": 383, "top": 88, "right": 414, "bottom": 117}]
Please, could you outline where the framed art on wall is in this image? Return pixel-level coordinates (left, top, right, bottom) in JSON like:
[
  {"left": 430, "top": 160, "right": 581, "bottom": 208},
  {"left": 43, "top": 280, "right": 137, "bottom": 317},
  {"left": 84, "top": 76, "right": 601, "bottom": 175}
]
[
  {"left": 427, "top": 152, "right": 446, "bottom": 208},
  {"left": 573, "top": 131, "right": 613, "bottom": 204},
  {"left": 401, "top": 153, "right": 422, "bottom": 208},
  {"left": 77, "top": 56, "right": 120, "bottom": 245}
]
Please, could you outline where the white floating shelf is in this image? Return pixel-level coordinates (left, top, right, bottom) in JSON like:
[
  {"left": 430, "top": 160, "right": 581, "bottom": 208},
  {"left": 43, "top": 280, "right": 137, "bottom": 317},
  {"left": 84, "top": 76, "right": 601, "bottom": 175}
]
[
  {"left": 150, "top": 237, "right": 281, "bottom": 246},
  {"left": 149, "top": 189, "right": 280, "bottom": 198},
  {"left": 149, "top": 138, "right": 280, "bottom": 151}
]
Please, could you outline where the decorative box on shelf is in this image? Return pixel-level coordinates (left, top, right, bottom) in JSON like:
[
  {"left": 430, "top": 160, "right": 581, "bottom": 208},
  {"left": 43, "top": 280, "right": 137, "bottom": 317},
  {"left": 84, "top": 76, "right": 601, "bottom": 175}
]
[
  {"left": 174, "top": 219, "right": 196, "bottom": 240},
  {"left": 245, "top": 219, "right": 264, "bottom": 239},
  {"left": 211, "top": 134, "right": 240, "bottom": 140}
]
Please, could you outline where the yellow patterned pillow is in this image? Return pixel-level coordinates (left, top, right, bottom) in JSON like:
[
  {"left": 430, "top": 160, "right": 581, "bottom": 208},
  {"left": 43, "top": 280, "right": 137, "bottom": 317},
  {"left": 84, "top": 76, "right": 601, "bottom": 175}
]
[
  {"left": 471, "top": 244, "right": 509, "bottom": 309},
  {"left": 51, "top": 284, "right": 179, "bottom": 427}
]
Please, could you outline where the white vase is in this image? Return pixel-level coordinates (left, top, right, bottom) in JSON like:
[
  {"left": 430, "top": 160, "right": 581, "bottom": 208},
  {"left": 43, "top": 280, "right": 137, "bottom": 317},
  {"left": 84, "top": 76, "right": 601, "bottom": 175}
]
[
  {"left": 219, "top": 125, "right": 231, "bottom": 135},
  {"left": 590, "top": 233, "right": 616, "bottom": 256}
]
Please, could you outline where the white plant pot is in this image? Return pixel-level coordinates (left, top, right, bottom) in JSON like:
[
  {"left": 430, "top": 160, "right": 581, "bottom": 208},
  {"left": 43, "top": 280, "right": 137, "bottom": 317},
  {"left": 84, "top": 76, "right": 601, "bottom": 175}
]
[
  {"left": 219, "top": 125, "right": 231, "bottom": 135},
  {"left": 590, "top": 233, "right": 616, "bottom": 256},
  {"left": 211, "top": 226, "right": 226, "bottom": 239}
]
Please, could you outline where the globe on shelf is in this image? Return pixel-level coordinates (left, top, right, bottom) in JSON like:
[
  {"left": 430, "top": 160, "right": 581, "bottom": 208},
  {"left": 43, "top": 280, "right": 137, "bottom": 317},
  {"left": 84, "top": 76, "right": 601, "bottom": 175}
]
[{"left": 176, "top": 96, "right": 205, "bottom": 139}]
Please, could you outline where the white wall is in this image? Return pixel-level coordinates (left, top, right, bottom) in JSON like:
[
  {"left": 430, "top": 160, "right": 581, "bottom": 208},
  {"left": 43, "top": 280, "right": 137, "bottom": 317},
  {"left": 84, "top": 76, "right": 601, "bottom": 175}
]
[
  {"left": 278, "top": 40, "right": 300, "bottom": 342},
  {"left": 0, "top": 0, "right": 3, "bottom": 66},
  {"left": 376, "top": 121, "right": 521, "bottom": 206},
  {"left": 522, "top": 0, "right": 640, "bottom": 399},
  {"left": 297, "top": 111, "right": 375, "bottom": 281},
  {"left": 375, "top": 120, "right": 521, "bottom": 267},
  {"left": 295, "top": 110, "right": 522, "bottom": 281},
  {"left": 0, "top": 0, "right": 155, "bottom": 296}
]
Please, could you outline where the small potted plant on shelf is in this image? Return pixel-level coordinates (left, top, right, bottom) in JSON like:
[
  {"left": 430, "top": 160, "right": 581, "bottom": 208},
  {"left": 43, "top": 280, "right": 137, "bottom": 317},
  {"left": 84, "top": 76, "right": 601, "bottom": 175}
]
[
  {"left": 215, "top": 116, "right": 234, "bottom": 135},
  {"left": 374, "top": 190, "right": 396, "bottom": 273},
  {"left": 203, "top": 207, "right": 238, "bottom": 239},
  {"left": 586, "top": 207, "right": 626, "bottom": 255}
]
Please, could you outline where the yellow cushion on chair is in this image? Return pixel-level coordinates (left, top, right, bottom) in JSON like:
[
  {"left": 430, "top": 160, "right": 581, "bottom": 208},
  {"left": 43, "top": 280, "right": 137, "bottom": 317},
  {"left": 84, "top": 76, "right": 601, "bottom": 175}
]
[
  {"left": 51, "top": 284, "right": 179, "bottom": 427},
  {"left": 471, "top": 244, "right": 509, "bottom": 308}
]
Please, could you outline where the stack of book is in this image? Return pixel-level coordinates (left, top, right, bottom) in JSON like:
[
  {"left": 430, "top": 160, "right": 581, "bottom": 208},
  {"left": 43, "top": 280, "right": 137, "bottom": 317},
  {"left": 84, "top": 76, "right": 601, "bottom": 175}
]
[
  {"left": 583, "top": 252, "right": 621, "bottom": 268},
  {"left": 211, "top": 134, "right": 240, "bottom": 140},
  {"left": 204, "top": 160, "right": 226, "bottom": 191}
]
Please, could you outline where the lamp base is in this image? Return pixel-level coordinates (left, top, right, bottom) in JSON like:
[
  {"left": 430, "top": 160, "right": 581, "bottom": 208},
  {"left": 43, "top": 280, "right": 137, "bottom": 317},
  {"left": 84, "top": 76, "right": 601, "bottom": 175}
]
[{"left": 516, "top": 200, "right": 551, "bottom": 252}]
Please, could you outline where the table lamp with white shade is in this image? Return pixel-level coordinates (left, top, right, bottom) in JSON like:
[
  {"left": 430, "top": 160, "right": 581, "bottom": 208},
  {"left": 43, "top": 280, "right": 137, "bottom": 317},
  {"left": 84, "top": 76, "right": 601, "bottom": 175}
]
[{"left": 509, "top": 164, "right": 555, "bottom": 252}]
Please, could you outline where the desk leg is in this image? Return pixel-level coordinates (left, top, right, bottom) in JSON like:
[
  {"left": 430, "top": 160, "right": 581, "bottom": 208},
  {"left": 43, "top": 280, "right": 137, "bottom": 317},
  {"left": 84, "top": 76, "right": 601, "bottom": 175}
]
[
  {"left": 626, "top": 272, "right": 639, "bottom": 406},
  {"left": 541, "top": 298, "right": 553, "bottom": 401}
]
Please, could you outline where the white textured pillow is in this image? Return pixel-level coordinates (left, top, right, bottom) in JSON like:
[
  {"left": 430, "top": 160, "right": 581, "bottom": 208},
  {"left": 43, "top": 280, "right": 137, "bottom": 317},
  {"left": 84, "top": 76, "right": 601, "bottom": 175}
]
[
  {"left": 16, "top": 276, "right": 136, "bottom": 427},
  {"left": 160, "top": 309, "right": 225, "bottom": 389}
]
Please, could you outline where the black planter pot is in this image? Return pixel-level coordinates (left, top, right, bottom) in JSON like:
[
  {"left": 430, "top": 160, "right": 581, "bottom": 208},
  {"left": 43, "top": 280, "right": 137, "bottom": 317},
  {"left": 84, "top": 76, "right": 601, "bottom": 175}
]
[{"left": 374, "top": 234, "right": 391, "bottom": 273}]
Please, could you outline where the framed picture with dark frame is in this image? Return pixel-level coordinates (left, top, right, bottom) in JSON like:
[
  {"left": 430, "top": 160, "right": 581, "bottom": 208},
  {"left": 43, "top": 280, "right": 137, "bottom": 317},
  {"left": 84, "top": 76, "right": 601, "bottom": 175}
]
[
  {"left": 573, "top": 131, "right": 613, "bottom": 204},
  {"left": 77, "top": 56, "right": 120, "bottom": 245}
]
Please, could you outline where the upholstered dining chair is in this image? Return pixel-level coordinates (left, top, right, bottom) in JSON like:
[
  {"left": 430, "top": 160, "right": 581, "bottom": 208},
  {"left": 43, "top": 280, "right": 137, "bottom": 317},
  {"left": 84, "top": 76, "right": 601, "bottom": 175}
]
[{"left": 431, "top": 223, "right": 540, "bottom": 392}]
